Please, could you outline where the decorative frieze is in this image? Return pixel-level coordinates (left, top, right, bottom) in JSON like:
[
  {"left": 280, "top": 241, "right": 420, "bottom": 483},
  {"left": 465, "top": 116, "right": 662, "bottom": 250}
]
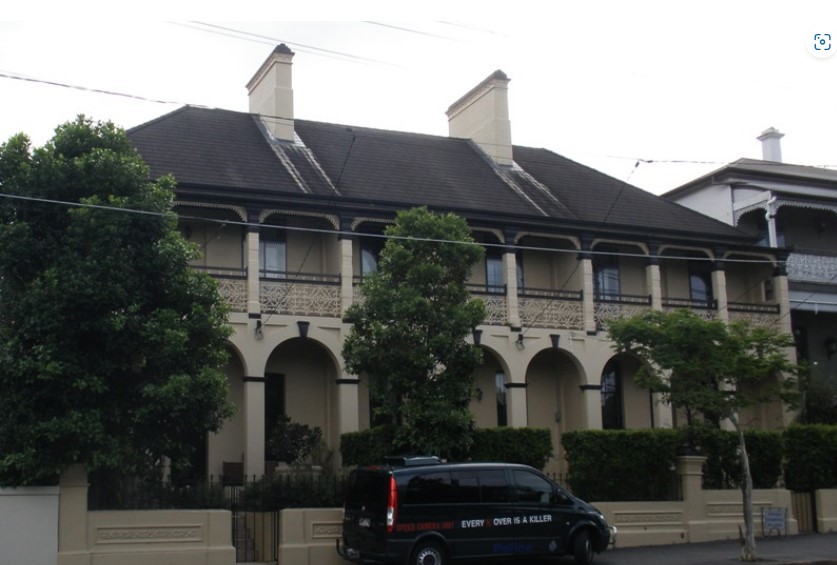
[
  {"left": 311, "top": 521, "right": 342, "bottom": 538},
  {"left": 96, "top": 525, "right": 202, "bottom": 544},
  {"left": 613, "top": 512, "right": 683, "bottom": 525},
  {"left": 786, "top": 252, "right": 837, "bottom": 285}
]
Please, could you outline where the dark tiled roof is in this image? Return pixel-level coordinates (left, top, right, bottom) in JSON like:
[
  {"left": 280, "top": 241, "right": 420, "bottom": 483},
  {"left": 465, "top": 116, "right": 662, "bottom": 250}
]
[
  {"left": 666, "top": 158, "right": 837, "bottom": 197},
  {"left": 127, "top": 105, "right": 749, "bottom": 240}
]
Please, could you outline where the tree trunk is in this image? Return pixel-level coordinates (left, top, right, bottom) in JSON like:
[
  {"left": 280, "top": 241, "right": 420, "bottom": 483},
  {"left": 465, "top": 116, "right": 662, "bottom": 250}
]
[{"left": 734, "top": 419, "right": 758, "bottom": 561}]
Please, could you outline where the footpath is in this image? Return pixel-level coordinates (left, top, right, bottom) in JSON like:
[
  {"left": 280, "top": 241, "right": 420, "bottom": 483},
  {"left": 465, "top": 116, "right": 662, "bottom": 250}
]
[{"left": 591, "top": 533, "right": 837, "bottom": 565}]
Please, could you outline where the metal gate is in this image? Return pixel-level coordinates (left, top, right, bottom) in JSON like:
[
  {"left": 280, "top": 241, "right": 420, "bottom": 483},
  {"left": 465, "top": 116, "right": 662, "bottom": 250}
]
[{"left": 791, "top": 491, "right": 817, "bottom": 533}]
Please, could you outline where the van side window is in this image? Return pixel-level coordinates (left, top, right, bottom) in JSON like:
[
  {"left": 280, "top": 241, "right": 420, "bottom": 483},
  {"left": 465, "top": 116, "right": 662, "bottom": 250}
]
[
  {"left": 404, "top": 472, "right": 451, "bottom": 505},
  {"left": 451, "top": 469, "right": 510, "bottom": 503},
  {"left": 513, "top": 470, "right": 553, "bottom": 504},
  {"left": 478, "top": 469, "right": 510, "bottom": 503}
]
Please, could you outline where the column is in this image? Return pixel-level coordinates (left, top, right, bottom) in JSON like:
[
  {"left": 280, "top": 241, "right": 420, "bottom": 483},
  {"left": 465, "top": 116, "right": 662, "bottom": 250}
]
[
  {"left": 646, "top": 246, "right": 662, "bottom": 311},
  {"left": 711, "top": 261, "right": 728, "bottom": 322},
  {"left": 504, "top": 248, "right": 521, "bottom": 328},
  {"left": 57, "top": 465, "right": 89, "bottom": 565},
  {"left": 339, "top": 230, "right": 354, "bottom": 315},
  {"left": 773, "top": 258, "right": 792, "bottom": 335},
  {"left": 243, "top": 376, "right": 266, "bottom": 477},
  {"left": 579, "top": 247, "right": 596, "bottom": 334},
  {"left": 246, "top": 219, "right": 261, "bottom": 316}
]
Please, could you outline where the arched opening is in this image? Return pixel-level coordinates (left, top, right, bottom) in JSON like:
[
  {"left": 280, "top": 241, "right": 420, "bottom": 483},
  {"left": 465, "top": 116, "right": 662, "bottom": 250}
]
[
  {"left": 525, "top": 348, "right": 585, "bottom": 474},
  {"left": 471, "top": 348, "right": 509, "bottom": 428},
  {"left": 264, "top": 337, "right": 339, "bottom": 468},
  {"left": 207, "top": 345, "right": 246, "bottom": 478},
  {"left": 600, "top": 354, "right": 653, "bottom": 430}
]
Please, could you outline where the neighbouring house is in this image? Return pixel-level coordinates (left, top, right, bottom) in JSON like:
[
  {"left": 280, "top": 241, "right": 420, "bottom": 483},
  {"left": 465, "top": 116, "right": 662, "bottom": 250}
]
[
  {"left": 127, "top": 45, "right": 793, "bottom": 478},
  {"left": 664, "top": 128, "right": 837, "bottom": 404}
]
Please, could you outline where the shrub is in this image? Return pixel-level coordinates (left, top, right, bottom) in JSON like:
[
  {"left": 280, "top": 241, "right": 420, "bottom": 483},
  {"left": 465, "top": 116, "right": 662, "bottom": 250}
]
[
  {"left": 340, "top": 426, "right": 397, "bottom": 467},
  {"left": 468, "top": 427, "right": 553, "bottom": 470},
  {"left": 562, "top": 429, "right": 681, "bottom": 501},
  {"left": 267, "top": 416, "right": 322, "bottom": 465},
  {"left": 784, "top": 424, "right": 837, "bottom": 491}
]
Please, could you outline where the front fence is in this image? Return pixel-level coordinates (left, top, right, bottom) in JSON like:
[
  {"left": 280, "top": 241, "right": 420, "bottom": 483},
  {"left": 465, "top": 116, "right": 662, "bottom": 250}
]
[{"left": 88, "top": 472, "right": 345, "bottom": 563}]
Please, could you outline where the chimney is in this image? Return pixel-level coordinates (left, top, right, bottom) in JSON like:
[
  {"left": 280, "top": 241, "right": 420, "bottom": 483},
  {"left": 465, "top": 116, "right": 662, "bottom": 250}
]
[
  {"left": 247, "top": 44, "right": 295, "bottom": 142},
  {"left": 446, "top": 70, "right": 513, "bottom": 166},
  {"left": 757, "top": 127, "right": 784, "bottom": 162}
]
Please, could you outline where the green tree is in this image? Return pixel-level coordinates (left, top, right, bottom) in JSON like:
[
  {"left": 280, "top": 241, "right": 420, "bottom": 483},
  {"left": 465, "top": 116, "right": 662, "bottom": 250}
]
[
  {"left": 0, "top": 117, "right": 233, "bottom": 486},
  {"left": 608, "top": 309, "right": 799, "bottom": 562},
  {"left": 342, "top": 207, "right": 485, "bottom": 459}
]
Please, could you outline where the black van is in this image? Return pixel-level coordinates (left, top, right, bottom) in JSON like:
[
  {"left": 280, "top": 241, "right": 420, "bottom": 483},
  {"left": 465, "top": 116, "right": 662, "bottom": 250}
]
[{"left": 337, "top": 457, "right": 615, "bottom": 565}]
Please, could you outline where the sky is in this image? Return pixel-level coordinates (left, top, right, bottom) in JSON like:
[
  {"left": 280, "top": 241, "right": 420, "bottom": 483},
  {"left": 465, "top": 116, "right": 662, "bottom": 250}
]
[{"left": 2, "top": 2, "right": 837, "bottom": 195}]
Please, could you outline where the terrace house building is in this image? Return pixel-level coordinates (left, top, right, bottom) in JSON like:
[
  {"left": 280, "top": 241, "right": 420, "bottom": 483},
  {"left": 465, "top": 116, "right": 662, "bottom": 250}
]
[
  {"left": 128, "top": 46, "right": 792, "bottom": 477},
  {"left": 665, "top": 128, "right": 837, "bottom": 396}
]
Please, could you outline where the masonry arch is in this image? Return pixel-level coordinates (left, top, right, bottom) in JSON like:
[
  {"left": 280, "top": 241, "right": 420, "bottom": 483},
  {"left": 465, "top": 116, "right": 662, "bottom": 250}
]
[
  {"left": 207, "top": 344, "right": 247, "bottom": 477},
  {"left": 471, "top": 346, "right": 512, "bottom": 428},
  {"left": 525, "top": 346, "right": 586, "bottom": 473},
  {"left": 600, "top": 352, "right": 655, "bottom": 430},
  {"left": 263, "top": 336, "right": 340, "bottom": 466}
]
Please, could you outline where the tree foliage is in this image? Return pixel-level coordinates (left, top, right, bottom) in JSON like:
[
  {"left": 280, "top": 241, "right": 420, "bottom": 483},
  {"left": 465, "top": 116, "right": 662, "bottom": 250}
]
[
  {"left": 0, "top": 117, "right": 233, "bottom": 485},
  {"left": 342, "top": 207, "right": 485, "bottom": 458},
  {"left": 608, "top": 309, "right": 800, "bottom": 561}
]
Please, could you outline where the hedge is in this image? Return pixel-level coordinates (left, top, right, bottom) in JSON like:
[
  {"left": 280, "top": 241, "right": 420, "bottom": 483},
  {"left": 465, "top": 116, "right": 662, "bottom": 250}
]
[
  {"left": 340, "top": 426, "right": 553, "bottom": 470},
  {"left": 784, "top": 424, "right": 837, "bottom": 491},
  {"left": 468, "top": 427, "right": 553, "bottom": 470},
  {"left": 562, "top": 429, "right": 681, "bottom": 501}
]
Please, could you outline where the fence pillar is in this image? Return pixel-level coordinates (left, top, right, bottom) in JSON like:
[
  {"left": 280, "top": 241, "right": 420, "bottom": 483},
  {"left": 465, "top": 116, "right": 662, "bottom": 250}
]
[
  {"left": 57, "top": 464, "right": 90, "bottom": 565},
  {"left": 676, "top": 454, "right": 708, "bottom": 542}
]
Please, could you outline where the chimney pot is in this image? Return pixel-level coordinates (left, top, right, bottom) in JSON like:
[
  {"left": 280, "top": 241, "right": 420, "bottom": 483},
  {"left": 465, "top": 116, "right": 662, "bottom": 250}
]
[{"left": 757, "top": 127, "right": 784, "bottom": 162}]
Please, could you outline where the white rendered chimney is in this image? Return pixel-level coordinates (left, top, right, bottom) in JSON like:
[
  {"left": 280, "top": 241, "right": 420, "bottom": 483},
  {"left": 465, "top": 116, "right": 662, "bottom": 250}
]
[
  {"left": 446, "top": 70, "right": 513, "bottom": 166},
  {"left": 757, "top": 127, "right": 784, "bottom": 162},
  {"left": 247, "top": 44, "right": 295, "bottom": 142}
]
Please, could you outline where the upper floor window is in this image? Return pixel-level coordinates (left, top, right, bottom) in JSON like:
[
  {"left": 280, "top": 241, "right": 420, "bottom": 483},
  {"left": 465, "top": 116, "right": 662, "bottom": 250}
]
[
  {"left": 689, "top": 262, "right": 713, "bottom": 307},
  {"left": 486, "top": 250, "right": 523, "bottom": 293},
  {"left": 601, "top": 359, "right": 624, "bottom": 429},
  {"left": 361, "top": 238, "right": 384, "bottom": 277},
  {"left": 593, "top": 246, "right": 621, "bottom": 300},
  {"left": 260, "top": 227, "right": 286, "bottom": 279}
]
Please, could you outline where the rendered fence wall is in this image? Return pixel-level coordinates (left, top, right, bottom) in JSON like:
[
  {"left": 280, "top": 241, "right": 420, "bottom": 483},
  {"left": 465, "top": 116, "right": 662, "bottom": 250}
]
[{"left": 0, "top": 486, "right": 59, "bottom": 565}]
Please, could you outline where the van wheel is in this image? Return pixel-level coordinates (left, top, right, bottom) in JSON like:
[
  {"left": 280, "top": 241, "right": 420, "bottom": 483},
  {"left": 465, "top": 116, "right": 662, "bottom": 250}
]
[
  {"left": 573, "top": 530, "right": 594, "bottom": 565},
  {"left": 411, "top": 540, "right": 445, "bottom": 565}
]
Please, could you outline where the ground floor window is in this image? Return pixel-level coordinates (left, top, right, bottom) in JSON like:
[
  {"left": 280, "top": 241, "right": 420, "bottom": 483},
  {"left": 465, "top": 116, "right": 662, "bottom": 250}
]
[{"left": 601, "top": 359, "right": 624, "bottom": 429}]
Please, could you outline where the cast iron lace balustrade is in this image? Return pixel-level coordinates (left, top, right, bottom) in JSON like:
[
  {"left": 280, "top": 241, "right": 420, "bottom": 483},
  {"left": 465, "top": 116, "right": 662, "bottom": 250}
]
[
  {"left": 193, "top": 266, "right": 248, "bottom": 313},
  {"left": 261, "top": 272, "right": 341, "bottom": 317}
]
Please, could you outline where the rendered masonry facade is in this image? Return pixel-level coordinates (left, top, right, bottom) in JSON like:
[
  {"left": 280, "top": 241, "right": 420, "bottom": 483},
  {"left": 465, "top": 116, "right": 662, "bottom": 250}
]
[{"left": 127, "top": 46, "right": 793, "bottom": 478}]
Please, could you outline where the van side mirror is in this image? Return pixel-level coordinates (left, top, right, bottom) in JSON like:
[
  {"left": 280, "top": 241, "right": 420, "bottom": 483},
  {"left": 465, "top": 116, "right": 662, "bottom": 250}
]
[{"left": 552, "top": 488, "right": 572, "bottom": 505}]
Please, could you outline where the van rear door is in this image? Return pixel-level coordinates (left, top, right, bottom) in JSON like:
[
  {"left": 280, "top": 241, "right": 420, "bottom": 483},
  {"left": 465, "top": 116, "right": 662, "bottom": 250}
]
[{"left": 342, "top": 469, "right": 391, "bottom": 560}]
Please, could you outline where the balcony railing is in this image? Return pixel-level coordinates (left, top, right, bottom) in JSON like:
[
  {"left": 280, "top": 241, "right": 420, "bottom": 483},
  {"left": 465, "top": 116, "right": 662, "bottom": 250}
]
[
  {"left": 728, "top": 301, "right": 781, "bottom": 330},
  {"left": 193, "top": 265, "right": 247, "bottom": 313},
  {"left": 786, "top": 251, "right": 837, "bottom": 285},
  {"left": 518, "top": 287, "right": 584, "bottom": 330},
  {"left": 594, "top": 293, "right": 652, "bottom": 330},
  {"left": 662, "top": 297, "right": 717, "bottom": 321},
  {"left": 261, "top": 271, "right": 341, "bottom": 317},
  {"left": 467, "top": 284, "right": 509, "bottom": 326}
]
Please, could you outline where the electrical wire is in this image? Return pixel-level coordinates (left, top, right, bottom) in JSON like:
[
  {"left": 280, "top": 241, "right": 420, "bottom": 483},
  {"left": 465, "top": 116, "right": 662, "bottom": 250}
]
[{"left": 0, "top": 191, "right": 789, "bottom": 266}]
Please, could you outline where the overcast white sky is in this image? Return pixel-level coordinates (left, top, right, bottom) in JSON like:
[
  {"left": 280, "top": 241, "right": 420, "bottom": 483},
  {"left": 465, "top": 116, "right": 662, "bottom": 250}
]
[{"left": 2, "top": 2, "right": 837, "bottom": 195}]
